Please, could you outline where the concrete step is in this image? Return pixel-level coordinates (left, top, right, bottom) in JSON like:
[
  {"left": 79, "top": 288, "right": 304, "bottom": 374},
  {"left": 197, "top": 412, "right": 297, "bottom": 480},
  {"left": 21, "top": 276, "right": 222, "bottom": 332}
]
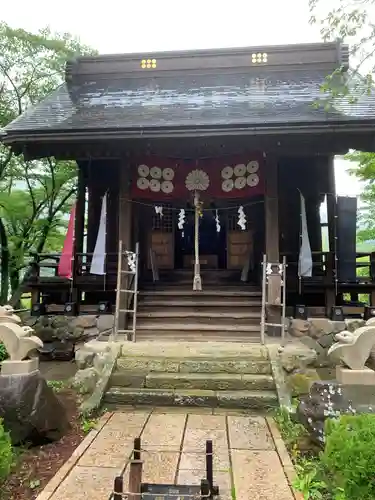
[
  {"left": 103, "top": 387, "right": 278, "bottom": 410},
  {"left": 116, "top": 355, "right": 271, "bottom": 374}
]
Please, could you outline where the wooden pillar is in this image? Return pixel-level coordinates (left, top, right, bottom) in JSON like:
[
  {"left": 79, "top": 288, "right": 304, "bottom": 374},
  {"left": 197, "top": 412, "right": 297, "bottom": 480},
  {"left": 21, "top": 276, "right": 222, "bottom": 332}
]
[
  {"left": 87, "top": 185, "right": 102, "bottom": 254},
  {"left": 106, "top": 171, "right": 120, "bottom": 279},
  {"left": 73, "top": 164, "right": 86, "bottom": 307},
  {"left": 325, "top": 156, "right": 337, "bottom": 313},
  {"left": 264, "top": 155, "right": 281, "bottom": 336},
  {"left": 117, "top": 161, "right": 133, "bottom": 333}
]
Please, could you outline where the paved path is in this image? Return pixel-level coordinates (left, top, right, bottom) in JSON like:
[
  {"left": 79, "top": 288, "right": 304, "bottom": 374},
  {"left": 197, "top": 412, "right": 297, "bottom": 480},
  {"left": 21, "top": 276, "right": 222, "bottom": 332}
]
[{"left": 37, "top": 408, "right": 298, "bottom": 500}]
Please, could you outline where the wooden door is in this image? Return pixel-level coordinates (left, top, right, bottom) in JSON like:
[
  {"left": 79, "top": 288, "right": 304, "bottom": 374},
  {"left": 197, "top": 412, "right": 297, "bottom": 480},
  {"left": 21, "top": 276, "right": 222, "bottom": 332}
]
[
  {"left": 226, "top": 208, "right": 253, "bottom": 269},
  {"left": 147, "top": 203, "right": 174, "bottom": 269}
]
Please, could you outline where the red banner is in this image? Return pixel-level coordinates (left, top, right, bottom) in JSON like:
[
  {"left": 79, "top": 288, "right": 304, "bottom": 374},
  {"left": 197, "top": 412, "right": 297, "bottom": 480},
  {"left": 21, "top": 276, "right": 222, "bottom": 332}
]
[
  {"left": 58, "top": 203, "right": 76, "bottom": 279},
  {"left": 131, "top": 153, "right": 265, "bottom": 200}
]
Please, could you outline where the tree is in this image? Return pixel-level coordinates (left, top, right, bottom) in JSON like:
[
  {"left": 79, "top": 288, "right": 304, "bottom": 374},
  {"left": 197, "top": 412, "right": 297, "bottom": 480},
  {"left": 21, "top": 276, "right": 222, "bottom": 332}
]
[
  {"left": 0, "top": 23, "right": 96, "bottom": 303},
  {"left": 309, "top": 0, "right": 374, "bottom": 99},
  {"left": 345, "top": 151, "right": 375, "bottom": 242},
  {"left": 309, "top": 1, "right": 375, "bottom": 247}
]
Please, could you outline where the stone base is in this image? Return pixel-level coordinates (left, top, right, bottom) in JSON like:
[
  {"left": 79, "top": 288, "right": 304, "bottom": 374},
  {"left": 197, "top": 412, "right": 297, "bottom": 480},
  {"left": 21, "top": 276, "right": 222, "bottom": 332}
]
[
  {"left": 1, "top": 358, "right": 39, "bottom": 375},
  {"left": 336, "top": 365, "right": 375, "bottom": 386}
]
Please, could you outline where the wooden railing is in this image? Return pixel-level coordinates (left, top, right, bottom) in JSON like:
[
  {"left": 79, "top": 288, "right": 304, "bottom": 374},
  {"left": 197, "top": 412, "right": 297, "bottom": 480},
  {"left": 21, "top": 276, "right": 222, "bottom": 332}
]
[
  {"left": 280, "top": 251, "right": 375, "bottom": 283},
  {"left": 27, "top": 252, "right": 121, "bottom": 282}
]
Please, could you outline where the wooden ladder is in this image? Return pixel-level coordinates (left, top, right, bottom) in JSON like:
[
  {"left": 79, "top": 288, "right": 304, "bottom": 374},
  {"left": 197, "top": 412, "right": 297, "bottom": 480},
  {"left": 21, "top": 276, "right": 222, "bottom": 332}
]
[{"left": 113, "top": 240, "right": 140, "bottom": 342}]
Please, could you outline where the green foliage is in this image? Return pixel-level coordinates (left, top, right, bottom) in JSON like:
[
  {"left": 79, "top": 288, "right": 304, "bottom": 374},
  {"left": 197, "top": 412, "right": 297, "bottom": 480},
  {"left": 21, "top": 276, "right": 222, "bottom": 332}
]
[
  {"left": 274, "top": 406, "right": 308, "bottom": 460},
  {"left": 46, "top": 380, "right": 66, "bottom": 393},
  {"left": 309, "top": 0, "right": 374, "bottom": 100},
  {"left": 343, "top": 150, "right": 375, "bottom": 246},
  {"left": 0, "top": 342, "right": 8, "bottom": 362},
  {"left": 0, "top": 23, "right": 96, "bottom": 303},
  {"left": 80, "top": 416, "right": 97, "bottom": 434},
  {"left": 321, "top": 413, "right": 375, "bottom": 499},
  {"left": 0, "top": 418, "right": 13, "bottom": 482},
  {"left": 293, "top": 458, "right": 328, "bottom": 500}
]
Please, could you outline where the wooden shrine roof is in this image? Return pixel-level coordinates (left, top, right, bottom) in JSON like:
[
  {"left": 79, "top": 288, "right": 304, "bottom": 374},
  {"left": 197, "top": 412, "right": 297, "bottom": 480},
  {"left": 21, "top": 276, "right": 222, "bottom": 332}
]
[{"left": 2, "top": 41, "right": 375, "bottom": 147}]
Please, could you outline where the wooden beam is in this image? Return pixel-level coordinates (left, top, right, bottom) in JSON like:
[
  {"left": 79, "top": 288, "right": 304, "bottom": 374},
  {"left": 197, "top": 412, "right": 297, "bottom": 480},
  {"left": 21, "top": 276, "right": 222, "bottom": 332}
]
[
  {"left": 264, "top": 155, "right": 282, "bottom": 335},
  {"left": 73, "top": 164, "right": 86, "bottom": 309},
  {"left": 325, "top": 155, "right": 337, "bottom": 312}
]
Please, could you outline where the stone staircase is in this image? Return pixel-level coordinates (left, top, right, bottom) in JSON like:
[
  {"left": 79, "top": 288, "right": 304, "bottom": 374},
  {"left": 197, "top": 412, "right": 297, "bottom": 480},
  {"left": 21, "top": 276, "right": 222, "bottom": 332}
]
[
  {"left": 135, "top": 270, "right": 262, "bottom": 342},
  {"left": 103, "top": 341, "right": 278, "bottom": 411}
]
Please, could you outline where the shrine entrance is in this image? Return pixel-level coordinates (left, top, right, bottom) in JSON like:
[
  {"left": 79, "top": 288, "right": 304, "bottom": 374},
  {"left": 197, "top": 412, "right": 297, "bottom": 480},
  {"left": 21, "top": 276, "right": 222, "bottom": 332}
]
[{"left": 174, "top": 206, "right": 227, "bottom": 270}]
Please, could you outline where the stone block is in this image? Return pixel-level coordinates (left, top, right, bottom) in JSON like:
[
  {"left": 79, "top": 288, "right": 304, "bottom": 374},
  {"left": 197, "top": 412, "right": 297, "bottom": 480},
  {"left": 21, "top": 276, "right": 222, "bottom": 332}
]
[
  {"left": 96, "top": 314, "right": 114, "bottom": 332},
  {"left": 336, "top": 366, "right": 375, "bottom": 386},
  {"left": 70, "top": 315, "right": 97, "bottom": 329},
  {"left": 288, "top": 319, "right": 310, "bottom": 338},
  {"left": 1, "top": 358, "right": 39, "bottom": 375},
  {"left": 317, "top": 333, "right": 336, "bottom": 349},
  {"left": 173, "top": 389, "right": 217, "bottom": 407},
  {"left": 217, "top": 390, "right": 278, "bottom": 410},
  {"left": 75, "top": 349, "right": 95, "bottom": 370},
  {"left": 345, "top": 318, "right": 365, "bottom": 332},
  {"left": 72, "top": 367, "right": 99, "bottom": 395},
  {"left": 0, "top": 370, "right": 69, "bottom": 445},
  {"left": 179, "top": 359, "right": 271, "bottom": 375},
  {"left": 308, "top": 318, "right": 333, "bottom": 339},
  {"left": 287, "top": 369, "right": 320, "bottom": 396}
]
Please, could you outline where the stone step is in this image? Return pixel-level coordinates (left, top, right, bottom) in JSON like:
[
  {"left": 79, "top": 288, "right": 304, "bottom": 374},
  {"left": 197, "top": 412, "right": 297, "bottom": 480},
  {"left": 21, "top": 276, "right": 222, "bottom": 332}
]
[
  {"left": 145, "top": 372, "right": 275, "bottom": 391},
  {"left": 103, "top": 387, "right": 278, "bottom": 410},
  {"left": 116, "top": 355, "right": 271, "bottom": 374},
  {"left": 138, "top": 299, "right": 261, "bottom": 308},
  {"left": 110, "top": 371, "right": 275, "bottom": 391}
]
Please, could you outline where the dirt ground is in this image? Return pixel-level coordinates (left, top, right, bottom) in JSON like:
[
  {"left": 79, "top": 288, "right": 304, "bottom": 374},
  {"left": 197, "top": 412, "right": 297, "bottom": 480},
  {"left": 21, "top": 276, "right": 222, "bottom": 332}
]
[{"left": 0, "top": 389, "right": 85, "bottom": 500}]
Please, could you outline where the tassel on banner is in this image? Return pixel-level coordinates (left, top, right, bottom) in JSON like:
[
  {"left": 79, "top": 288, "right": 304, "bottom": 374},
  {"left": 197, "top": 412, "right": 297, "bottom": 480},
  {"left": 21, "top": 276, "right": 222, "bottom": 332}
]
[
  {"left": 155, "top": 206, "right": 163, "bottom": 218},
  {"left": 215, "top": 209, "right": 221, "bottom": 232},
  {"left": 237, "top": 206, "right": 246, "bottom": 230},
  {"left": 178, "top": 209, "right": 185, "bottom": 229}
]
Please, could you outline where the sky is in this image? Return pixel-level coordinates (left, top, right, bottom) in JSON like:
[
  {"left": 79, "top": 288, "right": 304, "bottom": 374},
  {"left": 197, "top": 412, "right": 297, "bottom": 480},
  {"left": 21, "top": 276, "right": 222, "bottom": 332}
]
[{"left": 0, "top": 0, "right": 363, "bottom": 198}]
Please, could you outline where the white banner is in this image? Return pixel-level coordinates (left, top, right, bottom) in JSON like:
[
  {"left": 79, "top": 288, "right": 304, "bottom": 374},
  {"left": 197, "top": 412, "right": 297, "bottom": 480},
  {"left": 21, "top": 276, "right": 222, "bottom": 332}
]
[
  {"left": 90, "top": 192, "right": 107, "bottom": 275},
  {"left": 298, "top": 191, "right": 313, "bottom": 277}
]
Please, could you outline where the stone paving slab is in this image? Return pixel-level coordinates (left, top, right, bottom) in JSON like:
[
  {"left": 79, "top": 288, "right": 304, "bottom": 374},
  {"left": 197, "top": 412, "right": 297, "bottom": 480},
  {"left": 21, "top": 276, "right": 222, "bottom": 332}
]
[
  {"left": 227, "top": 415, "right": 275, "bottom": 450},
  {"left": 37, "top": 408, "right": 297, "bottom": 500},
  {"left": 231, "top": 450, "right": 294, "bottom": 500}
]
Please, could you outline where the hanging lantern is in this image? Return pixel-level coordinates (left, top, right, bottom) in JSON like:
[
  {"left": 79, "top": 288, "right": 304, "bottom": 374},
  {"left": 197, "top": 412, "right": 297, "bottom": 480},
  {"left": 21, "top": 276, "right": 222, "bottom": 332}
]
[
  {"left": 155, "top": 205, "right": 163, "bottom": 218},
  {"left": 237, "top": 206, "right": 246, "bottom": 230},
  {"left": 178, "top": 209, "right": 186, "bottom": 230},
  {"left": 215, "top": 210, "right": 221, "bottom": 233}
]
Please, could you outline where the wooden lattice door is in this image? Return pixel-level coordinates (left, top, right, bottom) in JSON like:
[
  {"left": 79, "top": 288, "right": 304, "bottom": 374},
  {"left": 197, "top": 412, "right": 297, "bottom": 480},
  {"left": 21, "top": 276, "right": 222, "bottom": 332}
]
[
  {"left": 147, "top": 203, "right": 174, "bottom": 269},
  {"left": 226, "top": 208, "right": 253, "bottom": 269}
]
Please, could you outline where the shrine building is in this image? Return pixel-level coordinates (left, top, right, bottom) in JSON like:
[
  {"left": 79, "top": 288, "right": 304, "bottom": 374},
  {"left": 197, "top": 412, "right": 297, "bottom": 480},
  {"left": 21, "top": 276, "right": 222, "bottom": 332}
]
[{"left": 2, "top": 41, "right": 375, "bottom": 342}]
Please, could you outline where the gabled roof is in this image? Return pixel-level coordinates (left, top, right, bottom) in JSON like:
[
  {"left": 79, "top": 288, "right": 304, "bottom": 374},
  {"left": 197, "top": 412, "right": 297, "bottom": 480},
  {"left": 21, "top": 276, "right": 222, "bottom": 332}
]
[{"left": 2, "top": 41, "right": 375, "bottom": 144}]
